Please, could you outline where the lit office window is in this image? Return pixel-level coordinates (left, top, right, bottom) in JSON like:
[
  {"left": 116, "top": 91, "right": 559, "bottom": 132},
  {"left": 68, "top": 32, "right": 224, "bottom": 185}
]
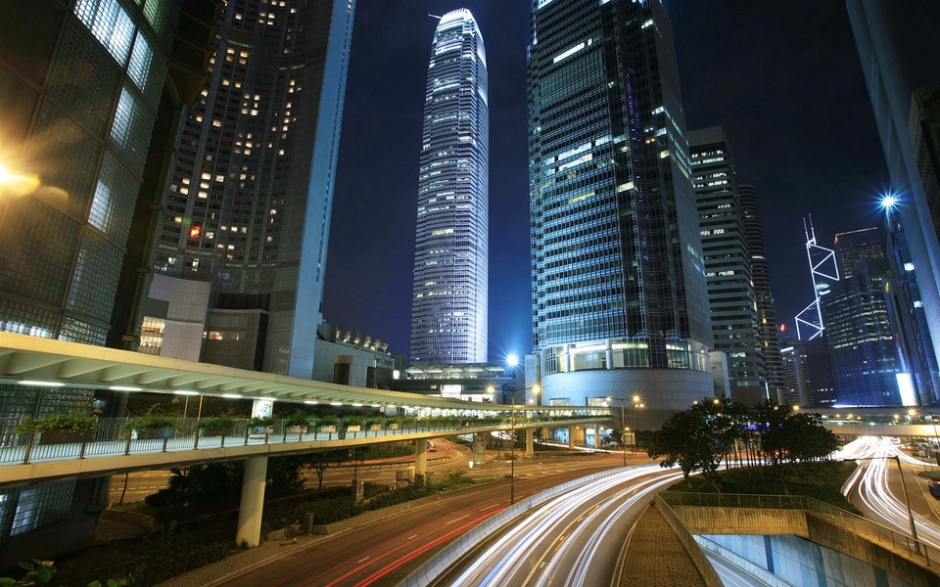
[
  {"left": 111, "top": 87, "right": 135, "bottom": 148},
  {"left": 127, "top": 32, "right": 154, "bottom": 93}
]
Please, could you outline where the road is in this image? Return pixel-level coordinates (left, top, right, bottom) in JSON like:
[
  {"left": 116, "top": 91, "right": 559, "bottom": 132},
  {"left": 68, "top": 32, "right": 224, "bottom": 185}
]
[
  {"left": 433, "top": 464, "right": 684, "bottom": 587},
  {"left": 214, "top": 455, "right": 631, "bottom": 587},
  {"left": 843, "top": 436, "right": 940, "bottom": 548}
]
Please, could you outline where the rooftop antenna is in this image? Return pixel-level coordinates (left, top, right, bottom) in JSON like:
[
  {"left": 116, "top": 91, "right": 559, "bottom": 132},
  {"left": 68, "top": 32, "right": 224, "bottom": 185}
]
[
  {"left": 428, "top": 13, "right": 442, "bottom": 20},
  {"left": 794, "top": 214, "right": 840, "bottom": 340}
]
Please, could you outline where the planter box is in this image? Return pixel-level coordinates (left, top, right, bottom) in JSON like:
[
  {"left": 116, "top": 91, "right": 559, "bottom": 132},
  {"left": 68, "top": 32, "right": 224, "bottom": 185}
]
[
  {"left": 388, "top": 423, "right": 400, "bottom": 430},
  {"left": 199, "top": 428, "right": 233, "bottom": 437},
  {"left": 136, "top": 427, "right": 175, "bottom": 440},
  {"left": 345, "top": 425, "right": 361, "bottom": 433},
  {"left": 250, "top": 426, "right": 275, "bottom": 435},
  {"left": 288, "top": 425, "right": 308, "bottom": 434},
  {"left": 369, "top": 424, "right": 383, "bottom": 431},
  {"left": 38, "top": 430, "right": 95, "bottom": 445},
  {"left": 320, "top": 425, "right": 337, "bottom": 433}
]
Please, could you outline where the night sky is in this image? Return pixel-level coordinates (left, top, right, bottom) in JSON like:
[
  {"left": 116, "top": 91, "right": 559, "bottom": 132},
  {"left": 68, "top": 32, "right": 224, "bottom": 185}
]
[{"left": 322, "top": 0, "right": 891, "bottom": 362}]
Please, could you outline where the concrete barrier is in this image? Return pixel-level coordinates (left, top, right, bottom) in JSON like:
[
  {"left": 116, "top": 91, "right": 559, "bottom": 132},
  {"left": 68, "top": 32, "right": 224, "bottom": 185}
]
[{"left": 652, "top": 497, "right": 725, "bottom": 587}]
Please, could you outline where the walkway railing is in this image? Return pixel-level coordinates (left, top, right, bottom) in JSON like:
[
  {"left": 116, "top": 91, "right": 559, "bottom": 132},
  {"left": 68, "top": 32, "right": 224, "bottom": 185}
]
[
  {"left": 0, "top": 415, "right": 610, "bottom": 468},
  {"left": 660, "top": 491, "right": 939, "bottom": 566}
]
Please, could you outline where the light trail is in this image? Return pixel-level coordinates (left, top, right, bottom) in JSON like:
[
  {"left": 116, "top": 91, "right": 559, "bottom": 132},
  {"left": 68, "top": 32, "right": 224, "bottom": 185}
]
[
  {"left": 846, "top": 436, "right": 940, "bottom": 549},
  {"left": 446, "top": 464, "right": 684, "bottom": 586}
]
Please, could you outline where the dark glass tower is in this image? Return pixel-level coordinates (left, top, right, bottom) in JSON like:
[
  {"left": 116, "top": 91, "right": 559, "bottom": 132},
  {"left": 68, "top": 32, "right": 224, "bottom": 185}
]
[
  {"left": 153, "top": 0, "right": 356, "bottom": 378},
  {"left": 410, "top": 9, "right": 489, "bottom": 365},
  {"left": 738, "top": 185, "right": 785, "bottom": 402},
  {"left": 823, "top": 230, "right": 904, "bottom": 406},
  {"left": 528, "top": 0, "right": 713, "bottom": 420},
  {"left": 690, "top": 128, "right": 766, "bottom": 405}
]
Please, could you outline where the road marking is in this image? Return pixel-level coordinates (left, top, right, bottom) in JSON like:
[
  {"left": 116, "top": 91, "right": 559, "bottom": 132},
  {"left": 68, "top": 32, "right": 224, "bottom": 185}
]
[
  {"left": 479, "top": 504, "right": 499, "bottom": 511},
  {"left": 407, "top": 534, "right": 418, "bottom": 540},
  {"left": 445, "top": 514, "right": 469, "bottom": 525},
  {"left": 358, "top": 556, "right": 370, "bottom": 563}
]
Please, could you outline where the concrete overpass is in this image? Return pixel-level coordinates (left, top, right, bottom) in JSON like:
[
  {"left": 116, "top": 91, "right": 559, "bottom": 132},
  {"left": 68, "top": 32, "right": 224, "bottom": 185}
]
[{"left": 0, "top": 333, "right": 611, "bottom": 546}]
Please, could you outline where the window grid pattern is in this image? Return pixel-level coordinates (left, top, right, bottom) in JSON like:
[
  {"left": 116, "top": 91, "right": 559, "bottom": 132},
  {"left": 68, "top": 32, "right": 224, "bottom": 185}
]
[
  {"left": 26, "top": 102, "right": 102, "bottom": 218},
  {"left": 10, "top": 481, "right": 76, "bottom": 537},
  {"left": 74, "top": 0, "right": 135, "bottom": 65},
  {"left": 110, "top": 84, "right": 154, "bottom": 175},
  {"left": 89, "top": 152, "right": 139, "bottom": 243},
  {"left": 66, "top": 231, "right": 123, "bottom": 322},
  {"left": 59, "top": 316, "right": 109, "bottom": 345},
  {"left": 0, "top": 198, "right": 80, "bottom": 306},
  {"left": 127, "top": 29, "right": 165, "bottom": 108},
  {"left": 143, "top": 0, "right": 174, "bottom": 47},
  {"left": 0, "top": 301, "right": 57, "bottom": 340},
  {"left": 48, "top": 21, "right": 121, "bottom": 135}
]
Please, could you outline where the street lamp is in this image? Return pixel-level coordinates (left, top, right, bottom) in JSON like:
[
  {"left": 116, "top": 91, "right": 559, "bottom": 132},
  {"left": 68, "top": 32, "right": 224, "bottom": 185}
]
[
  {"left": 510, "top": 390, "right": 516, "bottom": 505},
  {"left": 607, "top": 396, "right": 628, "bottom": 467},
  {"left": 847, "top": 456, "right": 920, "bottom": 553}
]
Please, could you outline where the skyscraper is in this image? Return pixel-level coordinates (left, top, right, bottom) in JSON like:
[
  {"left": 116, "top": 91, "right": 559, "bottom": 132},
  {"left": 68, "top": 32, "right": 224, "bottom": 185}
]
[
  {"left": 0, "top": 0, "right": 219, "bottom": 564},
  {"left": 846, "top": 0, "right": 940, "bottom": 400},
  {"left": 153, "top": 0, "right": 356, "bottom": 378},
  {"left": 528, "top": 0, "right": 713, "bottom": 422},
  {"left": 409, "top": 10, "right": 489, "bottom": 365},
  {"left": 739, "top": 185, "right": 786, "bottom": 403},
  {"left": 823, "top": 230, "right": 905, "bottom": 406},
  {"left": 690, "top": 128, "right": 765, "bottom": 405}
]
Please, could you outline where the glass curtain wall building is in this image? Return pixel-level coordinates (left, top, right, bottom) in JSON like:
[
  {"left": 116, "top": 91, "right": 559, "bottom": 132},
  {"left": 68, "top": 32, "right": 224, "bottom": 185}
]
[
  {"left": 410, "top": 10, "right": 489, "bottom": 365},
  {"left": 739, "top": 185, "right": 786, "bottom": 403},
  {"left": 0, "top": 0, "right": 218, "bottom": 565},
  {"left": 690, "top": 128, "right": 766, "bottom": 405},
  {"left": 153, "top": 0, "right": 356, "bottom": 378},
  {"left": 528, "top": 0, "right": 713, "bottom": 422}
]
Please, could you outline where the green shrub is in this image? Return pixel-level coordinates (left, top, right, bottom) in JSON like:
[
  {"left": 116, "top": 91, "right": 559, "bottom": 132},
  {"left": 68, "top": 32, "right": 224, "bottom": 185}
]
[
  {"left": 195, "top": 415, "right": 236, "bottom": 431},
  {"left": 122, "top": 414, "right": 178, "bottom": 433},
  {"left": 284, "top": 410, "right": 312, "bottom": 428},
  {"left": 14, "top": 411, "right": 98, "bottom": 434}
]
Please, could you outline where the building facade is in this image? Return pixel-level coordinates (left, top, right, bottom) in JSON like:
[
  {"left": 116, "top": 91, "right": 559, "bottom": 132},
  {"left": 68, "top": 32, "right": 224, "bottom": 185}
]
[
  {"left": 528, "top": 0, "right": 713, "bottom": 424},
  {"left": 153, "top": 0, "right": 356, "bottom": 378},
  {"left": 410, "top": 9, "right": 489, "bottom": 366},
  {"left": 738, "top": 185, "right": 785, "bottom": 402},
  {"left": 847, "top": 0, "right": 940, "bottom": 404},
  {"left": 690, "top": 128, "right": 765, "bottom": 405},
  {"left": 0, "top": 0, "right": 219, "bottom": 565}
]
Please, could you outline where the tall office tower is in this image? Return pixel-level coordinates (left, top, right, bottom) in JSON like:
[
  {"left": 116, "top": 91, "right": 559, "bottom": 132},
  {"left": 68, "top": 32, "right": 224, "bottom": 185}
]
[
  {"left": 823, "top": 231, "right": 905, "bottom": 406},
  {"left": 153, "top": 0, "right": 356, "bottom": 377},
  {"left": 409, "top": 9, "right": 488, "bottom": 365},
  {"left": 528, "top": 0, "right": 713, "bottom": 424},
  {"left": 689, "top": 129, "right": 765, "bottom": 405},
  {"left": 0, "top": 0, "right": 219, "bottom": 564},
  {"left": 846, "top": 0, "right": 940, "bottom": 400},
  {"left": 739, "top": 185, "right": 786, "bottom": 403}
]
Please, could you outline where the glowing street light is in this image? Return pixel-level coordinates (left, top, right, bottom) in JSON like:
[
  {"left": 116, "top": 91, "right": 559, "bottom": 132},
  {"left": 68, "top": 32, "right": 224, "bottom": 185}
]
[
  {"left": 0, "top": 158, "right": 40, "bottom": 197},
  {"left": 881, "top": 194, "right": 898, "bottom": 209},
  {"left": 506, "top": 354, "right": 519, "bottom": 367}
]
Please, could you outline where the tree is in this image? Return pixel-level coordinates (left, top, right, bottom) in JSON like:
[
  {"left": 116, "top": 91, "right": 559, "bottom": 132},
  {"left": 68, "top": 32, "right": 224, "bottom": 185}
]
[
  {"left": 648, "top": 399, "right": 738, "bottom": 485},
  {"left": 305, "top": 449, "right": 348, "bottom": 490}
]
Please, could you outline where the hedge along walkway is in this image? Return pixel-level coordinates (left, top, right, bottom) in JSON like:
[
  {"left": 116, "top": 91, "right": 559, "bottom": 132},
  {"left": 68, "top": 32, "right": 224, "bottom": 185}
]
[
  {"left": 154, "top": 486, "right": 482, "bottom": 587},
  {"left": 620, "top": 506, "right": 707, "bottom": 587}
]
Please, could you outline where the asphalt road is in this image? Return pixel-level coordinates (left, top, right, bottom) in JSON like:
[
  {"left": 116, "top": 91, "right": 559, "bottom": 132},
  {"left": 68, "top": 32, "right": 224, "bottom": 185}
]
[
  {"left": 214, "top": 455, "right": 631, "bottom": 587},
  {"left": 433, "top": 464, "right": 684, "bottom": 587}
]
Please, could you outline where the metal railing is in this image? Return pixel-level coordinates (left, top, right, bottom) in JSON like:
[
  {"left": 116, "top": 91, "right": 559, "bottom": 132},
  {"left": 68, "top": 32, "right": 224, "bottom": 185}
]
[
  {"left": 660, "top": 492, "right": 939, "bottom": 567},
  {"left": 0, "top": 415, "right": 610, "bottom": 467}
]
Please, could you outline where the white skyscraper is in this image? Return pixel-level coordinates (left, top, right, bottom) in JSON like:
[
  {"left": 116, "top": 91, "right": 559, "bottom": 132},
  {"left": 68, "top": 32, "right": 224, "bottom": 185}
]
[{"left": 410, "top": 10, "right": 489, "bottom": 365}]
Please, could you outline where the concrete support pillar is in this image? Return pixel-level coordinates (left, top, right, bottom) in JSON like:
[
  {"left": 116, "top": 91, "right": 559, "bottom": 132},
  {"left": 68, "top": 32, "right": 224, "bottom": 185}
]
[
  {"left": 568, "top": 426, "right": 575, "bottom": 449},
  {"left": 415, "top": 438, "right": 428, "bottom": 477},
  {"left": 525, "top": 428, "right": 534, "bottom": 456},
  {"left": 473, "top": 432, "right": 486, "bottom": 465},
  {"left": 605, "top": 338, "right": 614, "bottom": 370},
  {"left": 235, "top": 456, "right": 268, "bottom": 547}
]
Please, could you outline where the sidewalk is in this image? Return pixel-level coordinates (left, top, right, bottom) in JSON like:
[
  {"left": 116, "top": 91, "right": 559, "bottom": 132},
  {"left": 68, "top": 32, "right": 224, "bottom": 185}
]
[{"left": 620, "top": 506, "right": 707, "bottom": 587}]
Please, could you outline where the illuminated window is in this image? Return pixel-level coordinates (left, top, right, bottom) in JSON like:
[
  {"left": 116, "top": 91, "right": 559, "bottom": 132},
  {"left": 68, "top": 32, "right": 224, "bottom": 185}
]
[{"left": 74, "top": 0, "right": 134, "bottom": 64}]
